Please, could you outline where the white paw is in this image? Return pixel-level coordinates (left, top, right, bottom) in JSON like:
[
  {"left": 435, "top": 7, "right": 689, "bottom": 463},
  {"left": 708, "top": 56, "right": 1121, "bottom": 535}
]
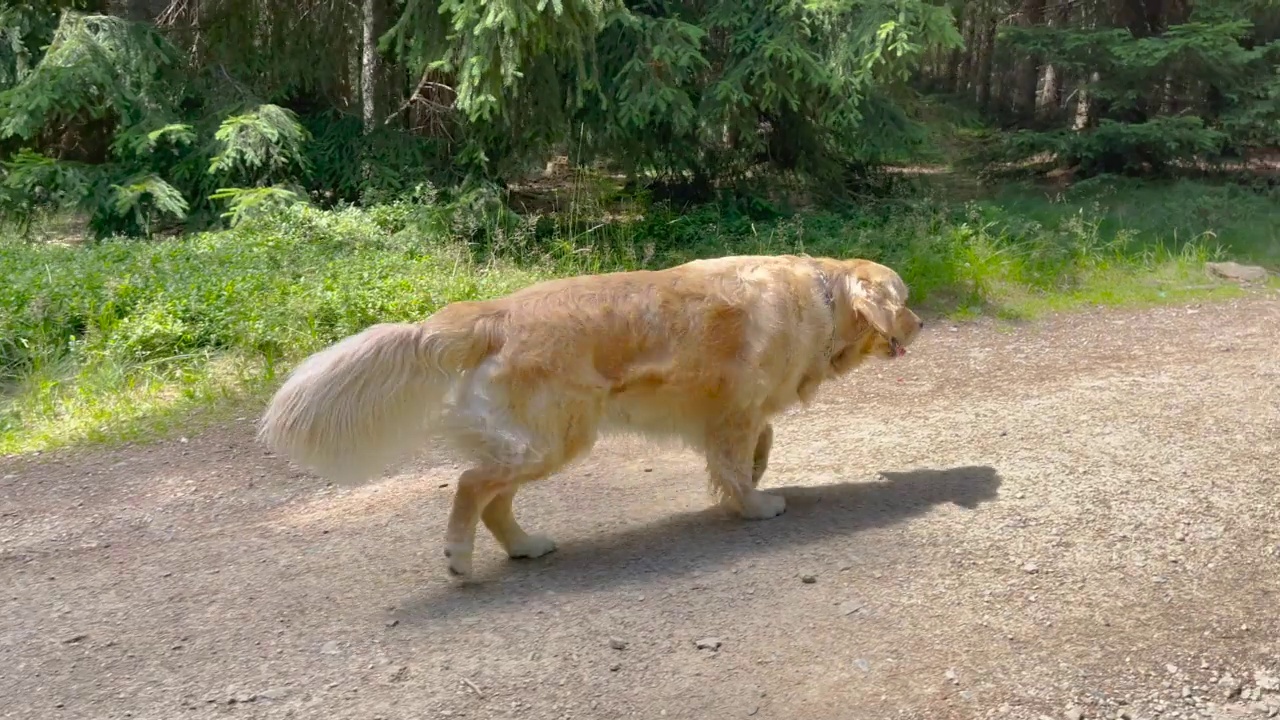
[
  {"left": 739, "top": 491, "right": 786, "bottom": 520},
  {"left": 508, "top": 533, "right": 558, "bottom": 560},
  {"left": 443, "top": 543, "right": 474, "bottom": 577}
]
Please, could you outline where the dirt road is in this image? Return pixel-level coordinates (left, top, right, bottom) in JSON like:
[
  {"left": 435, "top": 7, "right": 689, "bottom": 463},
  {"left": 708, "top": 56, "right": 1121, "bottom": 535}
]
[{"left": 3, "top": 295, "right": 1279, "bottom": 720}]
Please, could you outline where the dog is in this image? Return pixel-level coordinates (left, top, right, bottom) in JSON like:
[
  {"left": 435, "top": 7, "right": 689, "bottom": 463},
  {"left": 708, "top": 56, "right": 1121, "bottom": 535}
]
[{"left": 258, "top": 254, "right": 924, "bottom": 577}]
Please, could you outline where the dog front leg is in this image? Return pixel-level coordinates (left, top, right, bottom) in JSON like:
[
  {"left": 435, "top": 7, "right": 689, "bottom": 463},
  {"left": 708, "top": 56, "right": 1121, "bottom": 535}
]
[
  {"left": 751, "top": 423, "right": 774, "bottom": 488},
  {"left": 705, "top": 422, "right": 786, "bottom": 520}
]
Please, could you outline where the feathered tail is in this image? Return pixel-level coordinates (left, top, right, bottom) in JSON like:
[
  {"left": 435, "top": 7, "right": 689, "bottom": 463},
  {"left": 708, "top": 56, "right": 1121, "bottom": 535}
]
[{"left": 258, "top": 310, "right": 497, "bottom": 484}]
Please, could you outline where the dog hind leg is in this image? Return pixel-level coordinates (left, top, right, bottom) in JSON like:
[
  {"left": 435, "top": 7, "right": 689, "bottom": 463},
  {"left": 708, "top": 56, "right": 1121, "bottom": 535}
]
[
  {"left": 481, "top": 486, "right": 557, "bottom": 560},
  {"left": 443, "top": 466, "right": 513, "bottom": 577}
]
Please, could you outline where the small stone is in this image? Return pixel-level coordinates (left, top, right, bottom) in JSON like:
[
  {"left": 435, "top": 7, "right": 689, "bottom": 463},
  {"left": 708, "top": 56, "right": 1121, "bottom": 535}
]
[
  {"left": 1175, "top": 531, "right": 1187, "bottom": 542},
  {"left": 1219, "top": 675, "right": 1243, "bottom": 699},
  {"left": 800, "top": 574, "right": 817, "bottom": 584},
  {"left": 1255, "top": 672, "right": 1280, "bottom": 692},
  {"left": 609, "top": 637, "right": 627, "bottom": 651},
  {"left": 747, "top": 706, "right": 759, "bottom": 716},
  {"left": 1023, "top": 562, "right": 1040, "bottom": 574},
  {"left": 695, "top": 637, "right": 722, "bottom": 651},
  {"left": 319, "top": 640, "right": 341, "bottom": 655},
  {"left": 389, "top": 666, "right": 409, "bottom": 683},
  {"left": 1167, "top": 664, "right": 1180, "bottom": 675},
  {"left": 1066, "top": 706, "right": 1085, "bottom": 720},
  {"left": 258, "top": 688, "right": 288, "bottom": 701},
  {"left": 61, "top": 634, "right": 88, "bottom": 644},
  {"left": 1183, "top": 686, "right": 1193, "bottom": 698},
  {"left": 385, "top": 619, "right": 399, "bottom": 628},
  {"left": 610, "top": 663, "right": 621, "bottom": 672},
  {"left": 945, "top": 668, "right": 959, "bottom": 685},
  {"left": 839, "top": 601, "right": 863, "bottom": 616},
  {"left": 854, "top": 659, "right": 871, "bottom": 673}
]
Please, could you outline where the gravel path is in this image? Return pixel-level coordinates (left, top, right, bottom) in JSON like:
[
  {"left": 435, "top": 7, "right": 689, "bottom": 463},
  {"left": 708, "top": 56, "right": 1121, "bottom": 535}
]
[{"left": 2, "top": 294, "right": 1279, "bottom": 720}]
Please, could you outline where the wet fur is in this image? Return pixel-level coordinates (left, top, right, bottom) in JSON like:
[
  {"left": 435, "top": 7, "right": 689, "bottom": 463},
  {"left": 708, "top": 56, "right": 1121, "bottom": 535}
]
[{"left": 258, "top": 254, "right": 924, "bottom": 577}]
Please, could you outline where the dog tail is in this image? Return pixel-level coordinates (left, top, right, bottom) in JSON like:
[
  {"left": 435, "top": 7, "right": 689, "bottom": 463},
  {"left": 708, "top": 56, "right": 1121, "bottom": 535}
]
[{"left": 258, "top": 307, "right": 500, "bottom": 485}]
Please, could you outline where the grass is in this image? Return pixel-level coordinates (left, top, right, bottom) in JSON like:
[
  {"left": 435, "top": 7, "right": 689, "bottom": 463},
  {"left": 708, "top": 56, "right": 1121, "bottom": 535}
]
[{"left": 2, "top": 174, "right": 1277, "bottom": 455}]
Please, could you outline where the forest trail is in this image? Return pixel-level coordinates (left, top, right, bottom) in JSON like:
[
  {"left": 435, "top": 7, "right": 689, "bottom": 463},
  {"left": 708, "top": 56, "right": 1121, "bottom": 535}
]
[{"left": 3, "top": 293, "right": 1279, "bottom": 720}]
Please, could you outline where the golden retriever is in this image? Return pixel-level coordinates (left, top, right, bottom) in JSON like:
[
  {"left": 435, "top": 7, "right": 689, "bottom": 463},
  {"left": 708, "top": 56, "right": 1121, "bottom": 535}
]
[{"left": 258, "top": 254, "right": 924, "bottom": 577}]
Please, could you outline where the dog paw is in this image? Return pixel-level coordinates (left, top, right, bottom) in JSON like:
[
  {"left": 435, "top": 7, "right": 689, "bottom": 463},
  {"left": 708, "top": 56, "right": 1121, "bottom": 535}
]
[
  {"left": 507, "top": 533, "right": 557, "bottom": 560},
  {"left": 443, "top": 543, "right": 474, "bottom": 577},
  {"left": 739, "top": 491, "right": 786, "bottom": 520}
]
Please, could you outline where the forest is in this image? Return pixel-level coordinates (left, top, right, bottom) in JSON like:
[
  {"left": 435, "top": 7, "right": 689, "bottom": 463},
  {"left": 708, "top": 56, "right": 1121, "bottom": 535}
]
[{"left": 1, "top": 0, "right": 1278, "bottom": 451}]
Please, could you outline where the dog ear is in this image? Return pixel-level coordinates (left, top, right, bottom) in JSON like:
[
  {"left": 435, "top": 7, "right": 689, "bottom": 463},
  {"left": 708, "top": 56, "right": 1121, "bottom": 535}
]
[
  {"left": 853, "top": 293, "right": 897, "bottom": 337},
  {"left": 845, "top": 276, "right": 900, "bottom": 337}
]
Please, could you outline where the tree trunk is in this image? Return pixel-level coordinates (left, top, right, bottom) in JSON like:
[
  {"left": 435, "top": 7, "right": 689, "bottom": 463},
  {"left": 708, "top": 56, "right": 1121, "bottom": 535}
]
[
  {"left": 955, "top": 4, "right": 979, "bottom": 94},
  {"left": 362, "top": 0, "right": 388, "bottom": 132},
  {"left": 1072, "top": 71, "right": 1100, "bottom": 131},
  {"left": 973, "top": 8, "right": 996, "bottom": 110},
  {"left": 1015, "top": 0, "right": 1046, "bottom": 120},
  {"left": 1035, "top": 0, "right": 1072, "bottom": 121}
]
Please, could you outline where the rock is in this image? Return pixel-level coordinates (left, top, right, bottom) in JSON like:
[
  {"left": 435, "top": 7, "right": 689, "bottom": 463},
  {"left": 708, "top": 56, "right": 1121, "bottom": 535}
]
[
  {"left": 1023, "top": 562, "right": 1040, "bottom": 574},
  {"left": 384, "top": 619, "right": 399, "bottom": 628},
  {"left": 1066, "top": 706, "right": 1085, "bottom": 720},
  {"left": 389, "top": 666, "right": 409, "bottom": 683},
  {"left": 258, "top": 688, "right": 288, "bottom": 701},
  {"left": 610, "top": 663, "right": 621, "bottom": 672},
  {"left": 854, "top": 659, "right": 871, "bottom": 673},
  {"left": 695, "top": 637, "right": 722, "bottom": 651},
  {"left": 1255, "top": 672, "right": 1280, "bottom": 692},
  {"left": 800, "top": 574, "right": 817, "bottom": 584},
  {"left": 839, "top": 601, "right": 864, "bottom": 616},
  {"left": 1167, "top": 664, "right": 1180, "bottom": 675},
  {"left": 61, "top": 634, "right": 88, "bottom": 644},
  {"left": 1176, "top": 531, "right": 1188, "bottom": 542},
  {"left": 1207, "top": 262, "right": 1269, "bottom": 284},
  {"left": 945, "top": 668, "right": 960, "bottom": 685},
  {"left": 319, "top": 640, "right": 341, "bottom": 655},
  {"left": 609, "top": 637, "right": 627, "bottom": 651},
  {"left": 1219, "top": 675, "right": 1243, "bottom": 699}
]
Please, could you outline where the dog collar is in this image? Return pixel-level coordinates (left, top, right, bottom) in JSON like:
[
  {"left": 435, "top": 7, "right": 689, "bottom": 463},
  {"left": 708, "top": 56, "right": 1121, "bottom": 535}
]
[{"left": 813, "top": 268, "right": 837, "bottom": 360}]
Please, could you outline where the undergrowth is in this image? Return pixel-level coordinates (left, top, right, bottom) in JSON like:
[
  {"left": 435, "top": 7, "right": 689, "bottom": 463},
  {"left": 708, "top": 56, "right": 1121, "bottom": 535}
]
[{"left": 2, "top": 176, "right": 1275, "bottom": 454}]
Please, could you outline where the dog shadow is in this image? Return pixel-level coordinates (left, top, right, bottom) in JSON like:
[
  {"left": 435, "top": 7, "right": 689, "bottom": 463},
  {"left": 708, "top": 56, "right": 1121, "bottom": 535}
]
[{"left": 397, "top": 465, "right": 1001, "bottom": 621}]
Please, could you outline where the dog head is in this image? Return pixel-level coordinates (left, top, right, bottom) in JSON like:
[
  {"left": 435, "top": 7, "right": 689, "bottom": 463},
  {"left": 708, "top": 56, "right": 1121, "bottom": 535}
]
[{"left": 840, "top": 259, "right": 923, "bottom": 360}]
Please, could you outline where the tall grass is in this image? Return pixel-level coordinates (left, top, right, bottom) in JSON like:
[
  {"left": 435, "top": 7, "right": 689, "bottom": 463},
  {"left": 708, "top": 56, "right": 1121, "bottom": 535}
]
[{"left": 1, "top": 178, "right": 1272, "bottom": 454}]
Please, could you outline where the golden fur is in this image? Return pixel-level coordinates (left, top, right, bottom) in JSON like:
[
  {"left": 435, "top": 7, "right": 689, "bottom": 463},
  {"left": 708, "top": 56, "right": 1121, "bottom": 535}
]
[{"left": 258, "top": 254, "right": 924, "bottom": 577}]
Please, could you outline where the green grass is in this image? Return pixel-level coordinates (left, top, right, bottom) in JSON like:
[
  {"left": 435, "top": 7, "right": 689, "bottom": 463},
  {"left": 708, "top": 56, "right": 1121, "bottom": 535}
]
[{"left": 2, "top": 176, "right": 1276, "bottom": 455}]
